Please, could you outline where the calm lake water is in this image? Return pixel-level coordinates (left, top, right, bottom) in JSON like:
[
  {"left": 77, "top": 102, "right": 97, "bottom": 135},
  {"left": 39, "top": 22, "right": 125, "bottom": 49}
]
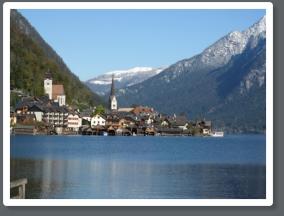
[{"left": 10, "top": 135, "right": 266, "bottom": 199}]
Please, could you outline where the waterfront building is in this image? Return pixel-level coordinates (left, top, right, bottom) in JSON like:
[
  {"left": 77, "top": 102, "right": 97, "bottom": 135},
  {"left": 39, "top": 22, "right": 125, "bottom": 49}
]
[
  {"left": 16, "top": 113, "right": 36, "bottom": 125},
  {"left": 15, "top": 95, "right": 69, "bottom": 128},
  {"left": 174, "top": 116, "right": 189, "bottom": 130},
  {"left": 15, "top": 97, "right": 45, "bottom": 122},
  {"left": 67, "top": 113, "right": 82, "bottom": 131},
  {"left": 109, "top": 74, "right": 117, "bottom": 111},
  {"left": 118, "top": 116, "right": 136, "bottom": 128},
  {"left": 202, "top": 128, "right": 210, "bottom": 135},
  {"left": 160, "top": 119, "right": 170, "bottom": 127},
  {"left": 202, "top": 120, "right": 212, "bottom": 135},
  {"left": 10, "top": 107, "right": 17, "bottom": 126},
  {"left": 91, "top": 114, "right": 106, "bottom": 127},
  {"left": 42, "top": 103, "right": 68, "bottom": 127},
  {"left": 28, "top": 104, "right": 45, "bottom": 122},
  {"left": 145, "top": 117, "right": 154, "bottom": 125},
  {"left": 80, "top": 109, "right": 93, "bottom": 122}
]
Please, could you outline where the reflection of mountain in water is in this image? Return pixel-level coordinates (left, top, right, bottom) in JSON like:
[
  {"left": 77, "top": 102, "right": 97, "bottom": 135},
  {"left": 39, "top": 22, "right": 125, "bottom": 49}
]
[
  {"left": 10, "top": 135, "right": 266, "bottom": 199},
  {"left": 11, "top": 158, "right": 265, "bottom": 199}
]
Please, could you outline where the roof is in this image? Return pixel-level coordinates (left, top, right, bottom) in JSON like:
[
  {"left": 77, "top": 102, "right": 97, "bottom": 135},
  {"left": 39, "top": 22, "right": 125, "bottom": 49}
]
[
  {"left": 92, "top": 114, "right": 106, "bottom": 120},
  {"left": 117, "top": 108, "right": 134, "bottom": 112},
  {"left": 175, "top": 116, "right": 189, "bottom": 126},
  {"left": 15, "top": 96, "right": 69, "bottom": 114},
  {"left": 132, "top": 106, "right": 154, "bottom": 115},
  {"left": 204, "top": 121, "right": 212, "bottom": 127},
  {"left": 29, "top": 104, "right": 45, "bottom": 112},
  {"left": 52, "top": 85, "right": 65, "bottom": 99},
  {"left": 45, "top": 71, "right": 52, "bottom": 79}
]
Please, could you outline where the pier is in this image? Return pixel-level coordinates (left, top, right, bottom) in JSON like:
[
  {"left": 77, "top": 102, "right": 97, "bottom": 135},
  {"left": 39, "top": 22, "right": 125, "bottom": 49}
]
[{"left": 10, "top": 178, "right": 27, "bottom": 199}]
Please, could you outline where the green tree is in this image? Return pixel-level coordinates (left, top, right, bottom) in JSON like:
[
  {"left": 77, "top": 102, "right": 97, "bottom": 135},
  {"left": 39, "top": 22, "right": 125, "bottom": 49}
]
[{"left": 92, "top": 105, "right": 105, "bottom": 116}]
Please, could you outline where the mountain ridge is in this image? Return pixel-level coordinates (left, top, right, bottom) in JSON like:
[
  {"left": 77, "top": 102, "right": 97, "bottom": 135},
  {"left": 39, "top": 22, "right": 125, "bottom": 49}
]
[
  {"left": 86, "top": 66, "right": 165, "bottom": 96},
  {"left": 10, "top": 10, "right": 105, "bottom": 109},
  {"left": 116, "top": 16, "right": 266, "bottom": 132}
]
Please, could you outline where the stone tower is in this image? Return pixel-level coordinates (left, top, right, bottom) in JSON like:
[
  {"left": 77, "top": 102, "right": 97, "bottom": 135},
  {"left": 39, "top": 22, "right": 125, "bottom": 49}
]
[{"left": 44, "top": 71, "right": 52, "bottom": 100}]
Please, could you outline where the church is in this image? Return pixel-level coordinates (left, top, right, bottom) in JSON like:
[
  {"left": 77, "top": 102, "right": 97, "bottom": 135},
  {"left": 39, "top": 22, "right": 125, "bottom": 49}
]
[
  {"left": 109, "top": 74, "right": 117, "bottom": 111},
  {"left": 44, "top": 72, "right": 66, "bottom": 106}
]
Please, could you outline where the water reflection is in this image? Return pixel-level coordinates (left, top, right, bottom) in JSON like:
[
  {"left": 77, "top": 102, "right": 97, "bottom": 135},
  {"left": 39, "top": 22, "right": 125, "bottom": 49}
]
[{"left": 11, "top": 158, "right": 266, "bottom": 199}]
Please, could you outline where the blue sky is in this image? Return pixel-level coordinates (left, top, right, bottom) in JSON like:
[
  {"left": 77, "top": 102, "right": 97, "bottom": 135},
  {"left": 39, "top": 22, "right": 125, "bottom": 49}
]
[{"left": 19, "top": 9, "right": 265, "bottom": 81}]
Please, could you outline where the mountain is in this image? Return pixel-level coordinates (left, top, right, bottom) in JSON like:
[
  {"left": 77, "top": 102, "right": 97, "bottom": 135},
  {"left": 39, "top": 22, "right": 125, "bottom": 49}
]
[
  {"left": 86, "top": 67, "right": 165, "bottom": 96},
  {"left": 117, "top": 16, "right": 266, "bottom": 133},
  {"left": 10, "top": 10, "right": 105, "bottom": 109}
]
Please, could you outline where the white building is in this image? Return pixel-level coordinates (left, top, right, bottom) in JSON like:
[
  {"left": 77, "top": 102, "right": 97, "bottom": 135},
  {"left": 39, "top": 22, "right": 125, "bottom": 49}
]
[
  {"left": 44, "top": 72, "right": 66, "bottom": 106},
  {"left": 91, "top": 114, "right": 106, "bottom": 127},
  {"left": 67, "top": 113, "right": 82, "bottom": 131},
  {"left": 28, "top": 105, "right": 44, "bottom": 122},
  {"left": 44, "top": 74, "right": 53, "bottom": 100},
  {"left": 109, "top": 74, "right": 118, "bottom": 110},
  {"left": 43, "top": 109, "right": 68, "bottom": 127}
]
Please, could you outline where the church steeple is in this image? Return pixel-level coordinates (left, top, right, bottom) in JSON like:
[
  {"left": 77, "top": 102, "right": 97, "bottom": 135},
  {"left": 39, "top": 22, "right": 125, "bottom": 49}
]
[
  {"left": 109, "top": 74, "right": 117, "bottom": 111},
  {"left": 110, "top": 74, "right": 115, "bottom": 96},
  {"left": 44, "top": 70, "right": 53, "bottom": 100}
]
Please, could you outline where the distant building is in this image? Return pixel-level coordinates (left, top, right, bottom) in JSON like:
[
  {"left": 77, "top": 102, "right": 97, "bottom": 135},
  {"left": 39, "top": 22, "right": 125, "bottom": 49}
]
[
  {"left": 42, "top": 103, "right": 68, "bottom": 127},
  {"left": 44, "top": 72, "right": 66, "bottom": 106},
  {"left": 80, "top": 109, "right": 92, "bottom": 122},
  {"left": 109, "top": 74, "right": 117, "bottom": 111},
  {"left": 132, "top": 106, "right": 154, "bottom": 116},
  {"left": 67, "top": 113, "right": 82, "bottom": 131},
  {"left": 117, "top": 107, "right": 134, "bottom": 112},
  {"left": 44, "top": 72, "right": 53, "bottom": 100},
  {"left": 91, "top": 114, "right": 106, "bottom": 127},
  {"left": 28, "top": 104, "right": 45, "bottom": 122},
  {"left": 10, "top": 107, "right": 17, "bottom": 126},
  {"left": 15, "top": 96, "right": 68, "bottom": 127},
  {"left": 15, "top": 97, "right": 44, "bottom": 122},
  {"left": 52, "top": 84, "right": 66, "bottom": 106}
]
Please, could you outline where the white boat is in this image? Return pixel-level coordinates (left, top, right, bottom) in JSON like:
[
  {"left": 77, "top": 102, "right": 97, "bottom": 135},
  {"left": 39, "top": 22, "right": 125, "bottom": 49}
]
[
  {"left": 209, "top": 131, "right": 224, "bottom": 137},
  {"left": 103, "top": 132, "right": 108, "bottom": 136}
]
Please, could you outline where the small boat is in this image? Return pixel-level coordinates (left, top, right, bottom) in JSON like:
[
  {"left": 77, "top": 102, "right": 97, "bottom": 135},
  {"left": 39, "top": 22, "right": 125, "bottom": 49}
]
[
  {"left": 209, "top": 131, "right": 224, "bottom": 137},
  {"left": 103, "top": 132, "right": 108, "bottom": 136}
]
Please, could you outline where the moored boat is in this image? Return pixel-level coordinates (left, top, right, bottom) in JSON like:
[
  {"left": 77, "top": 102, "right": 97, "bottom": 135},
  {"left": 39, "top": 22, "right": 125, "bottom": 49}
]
[{"left": 209, "top": 131, "right": 224, "bottom": 137}]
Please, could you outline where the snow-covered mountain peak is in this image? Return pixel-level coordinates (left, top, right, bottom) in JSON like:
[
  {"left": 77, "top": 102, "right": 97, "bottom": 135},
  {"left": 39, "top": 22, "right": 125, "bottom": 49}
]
[
  {"left": 86, "top": 66, "right": 166, "bottom": 95},
  {"left": 199, "top": 15, "right": 265, "bottom": 67},
  {"left": 105, "top": 67, "right": 155, "bottom": 76},
  {"left": 244, "top": 15, "right": 266, "bottom": 37}
]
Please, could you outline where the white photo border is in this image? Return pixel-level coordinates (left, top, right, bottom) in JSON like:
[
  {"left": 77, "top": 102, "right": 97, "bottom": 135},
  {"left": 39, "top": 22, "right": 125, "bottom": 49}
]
[{"left": 3, "top": 2, "right": 273, "bottom": 206}]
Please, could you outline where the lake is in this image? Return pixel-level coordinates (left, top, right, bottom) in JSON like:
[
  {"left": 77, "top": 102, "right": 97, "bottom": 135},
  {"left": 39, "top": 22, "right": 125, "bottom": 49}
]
[{"left": 10, "top": 135, "right": 266, "bottom": 199}]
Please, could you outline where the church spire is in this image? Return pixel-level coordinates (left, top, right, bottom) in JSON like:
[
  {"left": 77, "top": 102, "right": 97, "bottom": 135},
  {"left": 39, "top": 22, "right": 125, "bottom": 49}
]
[
  {"left": 109, "top": 74, "right": 117, "bottom": 111},
  {"left": 110, "top": 74, "right": 115, "bottom": 96}
]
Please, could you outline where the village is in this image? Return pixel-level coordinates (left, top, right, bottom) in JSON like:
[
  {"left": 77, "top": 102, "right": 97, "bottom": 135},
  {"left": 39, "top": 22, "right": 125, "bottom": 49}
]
[{"left": 10, "top": 72, "right": 218, "bottom": 137}]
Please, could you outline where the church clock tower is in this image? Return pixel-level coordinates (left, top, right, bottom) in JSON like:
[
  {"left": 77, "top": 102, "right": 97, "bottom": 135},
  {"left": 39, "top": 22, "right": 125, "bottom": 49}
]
[
  {"left": 109, "top": 74, "right": 118, "bottom": 111},
  {"left": 44, "top": 71, "right": 53, "bottom": 100}
]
